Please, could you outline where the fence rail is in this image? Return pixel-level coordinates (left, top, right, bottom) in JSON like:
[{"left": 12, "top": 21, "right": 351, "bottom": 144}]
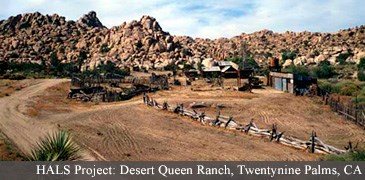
[
  {"left": 143, "top": 94, "right": 351, "bottom": 155},
  {"left": 327, "top": 97, "right": 365, "bottom": 129}
]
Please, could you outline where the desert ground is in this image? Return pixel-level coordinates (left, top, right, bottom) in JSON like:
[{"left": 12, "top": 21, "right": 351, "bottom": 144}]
[{"left": 1, "top": 79, "right": 365, "bottom": 161}]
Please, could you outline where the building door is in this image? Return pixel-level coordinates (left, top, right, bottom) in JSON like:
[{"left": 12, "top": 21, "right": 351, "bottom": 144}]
[
  {"left": 274, "top": 77, "right": 282, "bottom": 90},
  {"left": 282, "top": 78, "right": 287, "bottom": 92}
]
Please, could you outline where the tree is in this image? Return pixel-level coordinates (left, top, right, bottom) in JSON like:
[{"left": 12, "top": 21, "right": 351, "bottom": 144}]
[
  {"left": 281, "top": 50, "right": 297, "bottom": 62},
  {"left": 164, "top": 64, "right": 178, "bottom": 76},
  {"left": 227, "top": 56, "right": 242, "bottom": 67},
  {"left": 93, "top": 61, "right": 130, "bottom": 76},
  {"left": 50, "top": 52, "right": 60, "bottom": 75},
  {"left": 183, "top": 63, "right": 194, "bottom": 71},
  {"left": 244, "top": 56, "right": 259, "bottom": 69},
  {"left": 0, "top": 60, "right": 9, "bottom": 75},
  {"left": 283, "top": 64, "right": 309, "bottom": 76},
  {"left": 336, "top": 53, "right": 352, "bottom": 65},
  {"left": 358, "top": 57, "right": 365, "bottom": 81},
  {"left": 50, "top": 52, "right": 59, "bottom": 68},
  {"left": 311, "top": 60, "right": 335, "bottom": 79},
  {"left": 77, "top": 50, "right": 88, "bottom": 72}
]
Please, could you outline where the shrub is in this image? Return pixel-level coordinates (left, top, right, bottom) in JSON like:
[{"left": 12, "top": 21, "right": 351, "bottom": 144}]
[
  {"left": 281, "top": 50, "right": 297, "bottom": 62},
  {"left": 99, "top": 44, "right": 110, "bottom": 53},
  {"left": 27, "top": 130, "right": 81, "bottom": 161},
  {"left": 227, "top": 56, "right": 258, "bottom": 69},
  {"left": 357, "top": 57, "right": 365, "bottom": 69},
  {"left": 338, "top": 83, "right": 358, "bottom": 96},
  {"left": 227, "top": 56, "right": 242, "bottom": 66},
  {"left": 282, "top": 64, "right": 310, "bottom": 76},
  {"left": 8, "top": 73, "right": 26, "bottom": 80},
  {"left": 358, "top": 71, "right": 365, "bottom": 81},
  {"left": 336, "top": 53, "right": 352, "bottom": 65},
  {"left": 164, "top": 64, "right": 178, "bottom": 76},
  {"left": 318, "top": 81, "right": 339, "bottom": 94},
  {"left": 325, "top": 150, "right": 365, "bottom": 161},
  {"left": 358, "top": 57, "right": 365, "bottom": 81},
  {"left": 312, "top": 60, "right": 336, "bottom": 79}
]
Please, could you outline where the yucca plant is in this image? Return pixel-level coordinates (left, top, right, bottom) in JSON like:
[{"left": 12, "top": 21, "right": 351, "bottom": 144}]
[{"left": 27, "top": 130, "right": 81, "bottom": 161}]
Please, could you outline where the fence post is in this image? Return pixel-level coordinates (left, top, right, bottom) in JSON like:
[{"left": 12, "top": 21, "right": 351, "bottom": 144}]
[
  {"left": 311, "top": 131, "right": 316, "bottom": 153},
  {"left": 354, "top": 106, "right": 357, "bottom": 124}
]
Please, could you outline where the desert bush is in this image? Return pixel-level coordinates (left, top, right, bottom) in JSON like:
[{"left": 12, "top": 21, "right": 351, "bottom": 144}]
[
  {"left": 335, "top": 81, "right": 359, "bottom": 96},
  {"left": 358, "top": 57, "right": 365, "bottom": 81},
  {"left": 281, "top": 50, "right": 297, "bottom": 62},
  {"left": 27, "top": 130, "right": 81, "bottom": 161},
  {"left": 325, "top": 150, "right": 365, "bottom": 161},
  {"left": 8, "top": 73, "right": 26, "bottom": 80},
  {"left": 283, "top": 64, "right": 310, "bottom": 76},
  {"left": 99, "top": 43, "right": 110, "bottom": 53},
  {"left": 336, "top": 53, "right": 352, "bottom": 65},
  {"left": 311, "top": 60, "right": 336, "bottom": 79},
  {"left": 318, "top": 81, "right": 339, "bottom": 94}
]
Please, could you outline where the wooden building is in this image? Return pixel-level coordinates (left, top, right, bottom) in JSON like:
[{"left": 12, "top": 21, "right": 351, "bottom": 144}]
[
  {"left": 202, "top": 66, "right": 221, "bottom": 77},
  {"left": 218, "top": 61, "right": 239, "bottom": 78},
  {"left": 268, "top": 72, "right": 317, "bottom": 94}
]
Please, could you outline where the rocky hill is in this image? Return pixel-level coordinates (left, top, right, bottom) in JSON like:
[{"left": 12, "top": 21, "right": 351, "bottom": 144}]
[{"left": 1, "top": 11, "right": 365, "bottom": 71}]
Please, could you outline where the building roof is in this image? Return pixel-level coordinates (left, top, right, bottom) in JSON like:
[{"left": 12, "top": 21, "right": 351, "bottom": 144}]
[
  {"left": 221, "top": 65, "right": 239, "bottom": 72},
  {"left": 202, "top": 66, "right": 221, "bottom": 72},
  {"left": 218, "top": 61, "right": 239, "bottom": 71},
  {"left": 218, "top": 61, "right": 234, "bottom": 66},
  {"left": 269, "top": 72, "right": 294, "bottom": 78},
  {"left": 187, "top": 69, "right": 198, "bottom": 73}
]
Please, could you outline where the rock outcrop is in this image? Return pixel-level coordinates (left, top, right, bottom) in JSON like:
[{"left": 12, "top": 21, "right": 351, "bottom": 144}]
[{"left": 0, "top": 11, "right": 365, "bottom": 71}]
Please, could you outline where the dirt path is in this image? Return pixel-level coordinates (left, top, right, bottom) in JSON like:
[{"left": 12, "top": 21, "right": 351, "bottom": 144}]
[{"left": 0, "top": 79, "right": 96, "bottom": 160}]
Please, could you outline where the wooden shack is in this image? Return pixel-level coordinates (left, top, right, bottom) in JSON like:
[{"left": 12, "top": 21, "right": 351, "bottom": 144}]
[{"left": 268, "top": 72, "right": 317, "bottom": 94}]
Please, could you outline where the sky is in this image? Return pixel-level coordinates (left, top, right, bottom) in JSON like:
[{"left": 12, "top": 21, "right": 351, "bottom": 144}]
[{"left": 0, "top": 0, "right": 364, "bottom": 39}]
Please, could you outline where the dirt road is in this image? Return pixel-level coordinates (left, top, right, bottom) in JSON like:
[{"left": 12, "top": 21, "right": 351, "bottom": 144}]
[{"left": 0, "top": 79, "right": 96, "bottom": 160}]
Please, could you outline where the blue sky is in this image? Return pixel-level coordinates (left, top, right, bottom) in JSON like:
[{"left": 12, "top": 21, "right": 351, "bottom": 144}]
[{"left": 1, "top": 0, "right": 364, "bottom": 39}]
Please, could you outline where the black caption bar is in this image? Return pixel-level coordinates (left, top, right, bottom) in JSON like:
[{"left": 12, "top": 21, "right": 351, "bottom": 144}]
[{"left": 0, "top": 162, "right": 364, "bottom": 180}]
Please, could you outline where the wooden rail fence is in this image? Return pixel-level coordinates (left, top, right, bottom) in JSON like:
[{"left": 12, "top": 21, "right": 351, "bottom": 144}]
[
  {"left": 326, "top": 97, "right": 365, "bottom": 129},
  {"left": 143, "top": 94, "right": 352, "bottom": 155}
]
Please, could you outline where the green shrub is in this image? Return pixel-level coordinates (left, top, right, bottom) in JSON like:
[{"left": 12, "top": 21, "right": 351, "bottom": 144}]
[
  {"left": 358, "top": 57, "right": 365, "bottom": 81},
  {"left": 99, "top": 44, "right": 110, "bottom": 53},
  {"left": 8, "top": 73, "right": 26, "bottom": 80},
  {"left": 164, "top": 64, "right": 178, "bottom": 75},
  {"left": 282, "top": 64, "right": 310, "bottom": 76},
  {"left": 325, "top": 150, "right": 365, "bottom": 161},
  {"left": 338, "top": 83, "right": 358, "bottom": 96},
  {"left": 281, "top": 50, "right": 297, "bottom": 62},
  {"left": 27, "top": 130, "right": 81, "bottom": 161},
  {"left": 357, "top": 57, "right": 365, "bottom": 69},
  {"left": 336, "top": 53, "right": 352, "bottom": 65},
  {"left": 358, "top": 71, "right": 365, "bottom": 81},
  {"left": 318, "top": 81, "right": 339, "bottom": 94}
]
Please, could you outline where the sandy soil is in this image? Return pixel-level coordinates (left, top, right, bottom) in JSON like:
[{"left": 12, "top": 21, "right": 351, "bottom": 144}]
[
  {"left": 0, "top": 79, "right": 95, "bottom": 160},
  {"left": 1, "top": 79, "right": 364, "bottom": 161},
  {"left": 150, "top": 86, "right": 365, "bottom": 149},
  {"left": 0, "top": 131, "right": 23, "bottom": 160}
]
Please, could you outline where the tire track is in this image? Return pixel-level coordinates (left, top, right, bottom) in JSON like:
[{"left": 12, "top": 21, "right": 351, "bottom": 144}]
[
  {"left": 110, "top": 113, "right": 144, "bottom": 159},
  {"left": 90, "top": 110, "right": 143, "bottom": 160}
]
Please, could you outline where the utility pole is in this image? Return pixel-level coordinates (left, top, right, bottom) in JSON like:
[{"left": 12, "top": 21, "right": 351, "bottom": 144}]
[{"left": 240, "top": 42, "right": 248, "bottom": 70}]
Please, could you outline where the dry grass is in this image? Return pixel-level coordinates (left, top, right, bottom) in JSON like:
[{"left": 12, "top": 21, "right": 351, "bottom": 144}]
[
  {"left": 149, "top": 86, "right": 365, "bottom": 150},
  {"left": 0, "top": 132, "right": 23, "bottom": 160},
  {"left": 0, "top": 79, "right": 24, "bottom": 98},
  {"left": 25, "top": 82, "right": 95, "bottom": 117},
  {"left": 12, "top": 79, "right": 365, "bottom": 160}
]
